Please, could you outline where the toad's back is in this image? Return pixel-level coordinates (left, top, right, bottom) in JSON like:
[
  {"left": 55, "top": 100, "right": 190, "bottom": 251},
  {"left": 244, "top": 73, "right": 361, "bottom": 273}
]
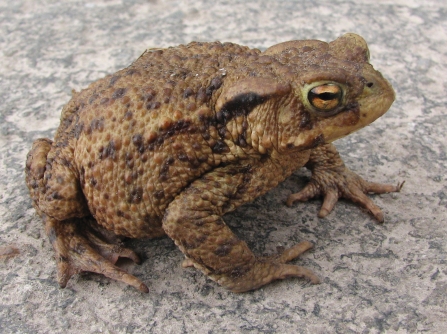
[{"left": 50, "top": 42, "right": 263, "bottom": 237}]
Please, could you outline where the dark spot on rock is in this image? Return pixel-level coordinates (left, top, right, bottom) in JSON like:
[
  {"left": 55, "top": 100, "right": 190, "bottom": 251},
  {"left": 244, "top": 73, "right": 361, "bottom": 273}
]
[
  {"left": 212, "top": 140, "right": 229, "bottom": 154},
  {"left": 48, "top": 227, "right": 57, "bottom": 244},
  {"left": 127, "top": 187, "right": 143, "bottom": 204}
]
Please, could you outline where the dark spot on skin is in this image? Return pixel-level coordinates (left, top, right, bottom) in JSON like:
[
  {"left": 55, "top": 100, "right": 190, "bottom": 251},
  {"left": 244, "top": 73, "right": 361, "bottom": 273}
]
[
  {"left": 90, "top": 178, "right": 97, "bottom": 187},
  {"left": 215, "top": 244, "right": 233, "bottom": 257},
  {"left": 104, "top": 193, "right": 109, "bottom": 200},
  {"left": 124, "top": 111, "right": 133, "bottom": 120},
  {"left": 89, "top": 94, "right": 99, "bottom": 104},
  {"left": 237, "top": 133, "right": 247, "bottom": 147},
  {"left": 61, "top": 157, "right": 73, "bottom": 168},
  {"left": 99, "top": 140, "right": 118, "bottom": 160},
  {"left": 112, "top": 88, "right": 126, "bottom": 99},
  {"left": 178, "top": 152, "right": 188, "bottom": 162},
  {"left": 299, "top": 111, "right": 313, "bottom": 130},
  {"left": 74, "top": 122, "right": 84, "bottom": 139},
  {"left": 206, "top": 76, "right": 223, "bottom": 95},
  {"left": 80, "top": 166, "right": 85, "bottom": 184},
  {"left": 89, "top": 118, "right": 105, "bottom": 133},
  {"left": 132, "top": 134, "right": 143, "bottom": 148},
  {"left": 160, "top": 163, "right": 169, "bottom": 174},
  {"left": 126, "top": 69, "right": 140, "bottom": 76},
  {"left": 183, "top": 87, "right": 194, "bottom": 98},
  {"left": 229, "top": 265, "right": 250, "bottom": 278},
  {"left": 48, "top": 191, "right": 63, "bottom": 201},
  {"left": 146, "top": 101, "right": 161, "bottom": 110},
  {"left": 212, "top": 140, "right": 229, "bottom": 154},
  {"left": 100, "top": 98, "right": 110, "bottom": 105},
  {"left": 73, "top": 243, "right": 86, "bottom": 255},
  {"left": 216, "top": 92, "right": 266, "bottom": 126},
  {"left": 116, "top": 210, "right": 125, "bottom": 217},
  {"left": 56, "top": 176, "right": 64, "bottom": 184},
  {"left": 154, "top": 190, "right": 164, "bottom": 199},
  {"left": 127, "top": 187, "right": 143, "bottom": 204},
  {"left": 109, "top": 75, "right": 121, "bottom": 86},
  {"left": 196, "top": 87, "right": 208, "bottom": 102},
  {"left": 311, "top": 134, "right": 325, "bottom": 148},
  {"left": 218, "top": 126, "right": 227, "bottom": 139}
]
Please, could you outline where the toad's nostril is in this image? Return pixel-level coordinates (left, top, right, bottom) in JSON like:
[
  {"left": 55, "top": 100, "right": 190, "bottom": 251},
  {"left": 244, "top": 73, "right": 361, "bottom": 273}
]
[{"left": 366, "top": 82, "right": 374, "bottom": 88}]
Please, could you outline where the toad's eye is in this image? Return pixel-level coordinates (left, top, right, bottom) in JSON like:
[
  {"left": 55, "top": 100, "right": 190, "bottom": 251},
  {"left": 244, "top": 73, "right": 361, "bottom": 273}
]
[{"left": 308, "top": 84, "right": 343, "bottom": 111}]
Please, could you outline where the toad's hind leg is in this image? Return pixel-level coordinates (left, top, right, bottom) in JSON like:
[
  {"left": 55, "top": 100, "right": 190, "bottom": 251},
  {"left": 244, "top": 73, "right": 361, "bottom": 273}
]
[
  {"left": 46, "top": 216, "right": 148, "bottom": 292},
  {"left": 25, "top": 138, "right": 148, "bottom": 292}
]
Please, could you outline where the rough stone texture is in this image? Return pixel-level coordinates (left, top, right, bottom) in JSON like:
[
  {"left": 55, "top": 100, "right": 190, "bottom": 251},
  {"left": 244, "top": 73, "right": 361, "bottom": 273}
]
[{"left": 0, "top": 0, "right": 446, "bottom": 333}]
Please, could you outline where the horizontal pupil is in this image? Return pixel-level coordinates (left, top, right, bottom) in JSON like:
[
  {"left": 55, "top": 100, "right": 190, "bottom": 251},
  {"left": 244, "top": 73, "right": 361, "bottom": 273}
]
[{"left": 316, "top": 92, "right": 339, "bottom": 101}]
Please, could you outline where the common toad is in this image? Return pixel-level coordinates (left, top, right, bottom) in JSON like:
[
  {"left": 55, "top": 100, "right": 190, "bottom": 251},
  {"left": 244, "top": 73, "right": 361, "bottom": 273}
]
[{"left": 25, "top": 33, "right": 401, "bottom": 293}]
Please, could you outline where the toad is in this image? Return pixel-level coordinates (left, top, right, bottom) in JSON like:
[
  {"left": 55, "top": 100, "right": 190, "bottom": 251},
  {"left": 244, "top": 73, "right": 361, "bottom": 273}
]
[{"left": 25, "top": 33, "right": 401, "bottom": 293}]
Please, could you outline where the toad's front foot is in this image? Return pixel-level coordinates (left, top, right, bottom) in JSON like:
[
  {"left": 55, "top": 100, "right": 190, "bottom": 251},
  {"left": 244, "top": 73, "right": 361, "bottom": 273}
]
[
  {"left": 45, "top": 217, "right": 148, "bottom": 293},
  {"left": 287, "top": 165, "right": 403, "bottom": 223}
]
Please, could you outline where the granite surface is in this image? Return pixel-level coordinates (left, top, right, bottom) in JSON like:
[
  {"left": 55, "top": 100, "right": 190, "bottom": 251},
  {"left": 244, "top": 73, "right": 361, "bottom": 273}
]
[{"left": 1, "top": 0, "right": 446, "bottom": 333}]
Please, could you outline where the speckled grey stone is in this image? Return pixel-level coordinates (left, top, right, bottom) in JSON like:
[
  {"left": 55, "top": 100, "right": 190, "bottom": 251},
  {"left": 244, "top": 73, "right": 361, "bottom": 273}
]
[{"left": 1, "top": 0, "right": 446, "bottom": 333}]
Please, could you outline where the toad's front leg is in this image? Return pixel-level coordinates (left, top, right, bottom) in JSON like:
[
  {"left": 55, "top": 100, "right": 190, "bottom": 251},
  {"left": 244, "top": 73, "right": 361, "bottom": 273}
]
[
  {"left": 162, "top": 166, "right": 319, "bottom": 293},
  {"left": 287, "top": 143, "right": 403, "bottom": 222}
]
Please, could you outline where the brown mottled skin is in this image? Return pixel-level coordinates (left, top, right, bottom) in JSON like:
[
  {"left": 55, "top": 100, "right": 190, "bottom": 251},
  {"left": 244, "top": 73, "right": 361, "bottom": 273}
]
[{"left": 25, "top": 33, "right": 401, "bottom": 293}]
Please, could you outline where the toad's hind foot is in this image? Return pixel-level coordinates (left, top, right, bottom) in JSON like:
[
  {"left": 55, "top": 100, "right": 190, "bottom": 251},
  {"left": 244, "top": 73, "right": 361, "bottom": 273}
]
[
  {"left": 217, "top": 241, "right": 320, "bottom": 293},
  {"left": 46, "top": 217, "right": 148, "bottom": 293}
]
